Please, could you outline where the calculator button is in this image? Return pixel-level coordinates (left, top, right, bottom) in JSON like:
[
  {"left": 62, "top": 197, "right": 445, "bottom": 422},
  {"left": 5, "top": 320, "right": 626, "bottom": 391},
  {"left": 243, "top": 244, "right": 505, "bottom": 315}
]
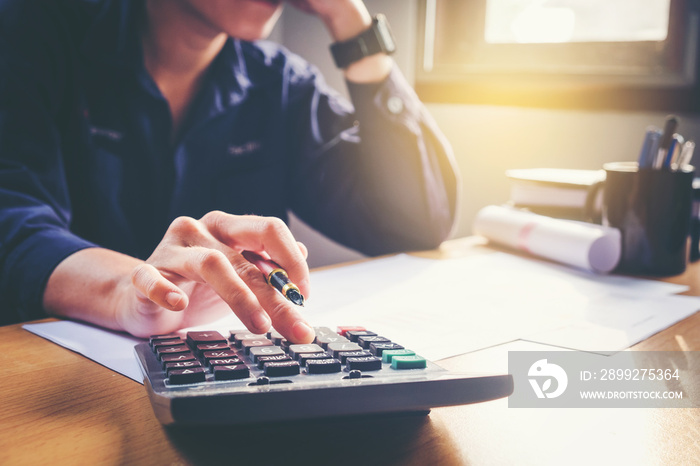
[
  {"left": 209, "top": 358, "right": 244, "bottom": 366},
  {"left": 313, "top": 327, "right": 337, "bottom": 338},
  {"left": 306, "top": 358, "right": 342, "bottom": 374},
  {"left": 152, "top": 339, "right": 185, "bottom": 350},
  {"left": 288, "top": 344, "right": 324, "bottom": 360},
  {"left": 263, "top": 360, "right": 300, "bottom": 377},
  {"left": 168, "top": 367, "right": 206, "bottom": 384},
  {"left": 256, "top": 355, "right": 293, "bottom": 369},
  {"left": 202, "top": 349, "right": 239, "bottom": 362},
  {"left": 298, "top": 353, "right": 333, "bottom": 367},
  {"left": 156, "top": 346, "right": 191, "bottom": 360},
  {"left": 213, "top": 364, "right": 250, "bottom": 381},
  {"left": 382, "top": 349, "right": 415, "bottom": 363},
  {"left": 345, "top": 330, "right": 376, "bottom": 342},
  {"left": 149, "top": 334, "right": 181, "bottom": 347},
  {"left": 249, "top": 346, "right": 286, "bottom": 363},
  {"left": 315, "top": 334, "right": 349, "bottom": 349},
  {"left": 336, "top": 350, "right": 372, "bottom": 364},
  {"left": 266, "top": 330, "right": 285, "bottom": 345},
  {"left": 241, "top": 339, "right": 274, "bottom": 354},
  {"left": 391, "top": 355, "right": 427, "bottom": 370},
  {"left": 346, "top": 356, "right": 382, "bottom": 371},
  {"left": 231, "top": 333, "right": 266, "bottom": 347},
  {"left": 186, "top": 331, "right": 227, "bottom": 346},
  {"left": 195, "top": 342, "right": 230, "bottom": 354},
  {"left": 337, "top": 326, "right": 366, "bottom": 337},
  {"left": 161, "top": 352, "right": 196, "bottom": 366},
  {"left": 327, "top": 342, "right": 362, "bottom": 358},
  {"left": 369, "top": 342, "right": 404, "bottom": 356},
  {"left": 357, "top": 336, "right": 390, "bottom": 349},
  {"left": 165, "top": 360, "right": 203, "bottom": 374}
]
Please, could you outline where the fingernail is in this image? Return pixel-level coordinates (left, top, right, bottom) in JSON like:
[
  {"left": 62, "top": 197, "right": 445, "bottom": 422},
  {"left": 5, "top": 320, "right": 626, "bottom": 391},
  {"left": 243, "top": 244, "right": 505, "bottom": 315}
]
[
  {"left": 292, "top": 321, "right": 314, "bottom": 343},
  {"left": 251, "top": 312, "right": 271, "bottom": 333},
  {"left": 166, "top": 291, "right": 183, "bottom": 308}
]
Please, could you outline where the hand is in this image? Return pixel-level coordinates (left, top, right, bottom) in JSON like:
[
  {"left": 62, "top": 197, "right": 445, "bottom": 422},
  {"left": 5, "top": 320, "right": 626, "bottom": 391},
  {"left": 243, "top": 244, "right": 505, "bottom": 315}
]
[
  {"left": 286, "top": 0, "right": 391, "bottom": 82},
  {"left": 287, "top": 0, "right": 372, "bottom": 41},
  {"left": 117, "top": 212, "right": 314, "bottom": 343}
]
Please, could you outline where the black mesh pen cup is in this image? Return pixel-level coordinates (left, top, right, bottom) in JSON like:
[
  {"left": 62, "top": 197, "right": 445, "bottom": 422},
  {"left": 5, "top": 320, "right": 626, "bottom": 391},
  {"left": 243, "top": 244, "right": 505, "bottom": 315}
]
[{"left": 602, "top": 162, "right": 695, "bottom": 276}]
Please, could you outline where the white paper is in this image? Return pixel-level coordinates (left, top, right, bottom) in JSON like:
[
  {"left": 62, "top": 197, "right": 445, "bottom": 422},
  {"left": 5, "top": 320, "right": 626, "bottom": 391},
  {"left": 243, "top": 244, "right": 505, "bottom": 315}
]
[
  {"left": 23, "top": 321, "right": 145, "bottom": 383},
  {"left": 473, "top": 205, "right": 621, "bottom": 273},
  {"left": 523, "top": 293, "right": 700, "bottom": 354},
  {"left": 302, "top": 253, "right": 694, "bottom": 359},
  {"left": 22, "top": 252, "right": 698, "bottom": 379}
]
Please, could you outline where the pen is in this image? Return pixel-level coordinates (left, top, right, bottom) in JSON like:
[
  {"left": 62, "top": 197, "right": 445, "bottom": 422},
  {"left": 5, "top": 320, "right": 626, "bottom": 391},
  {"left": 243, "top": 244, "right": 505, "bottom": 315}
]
[
  {"left": 637, "top": 126, "right": 661, "bottom": 169},
  {"left": 677, "top": 140, "right": 696, "bottom": 169},
  {"left": 664, "top": 133, "right": 684, "bottom": 169},
  {"left": 242, "top": 250, "right": 305, "bottom": 306},
  {"left": 654, "top": 115, "right": 679, "bottom": 169}
]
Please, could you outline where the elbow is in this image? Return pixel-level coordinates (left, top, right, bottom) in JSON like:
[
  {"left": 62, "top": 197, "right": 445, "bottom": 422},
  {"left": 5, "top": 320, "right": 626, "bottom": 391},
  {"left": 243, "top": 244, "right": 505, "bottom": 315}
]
[{"left": 360, "top": 205, "right": 458, "bottom": 256}]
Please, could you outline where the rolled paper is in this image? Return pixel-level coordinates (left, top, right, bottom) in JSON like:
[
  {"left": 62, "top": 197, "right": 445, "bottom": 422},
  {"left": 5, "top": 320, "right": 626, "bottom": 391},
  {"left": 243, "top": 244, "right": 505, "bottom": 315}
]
[{"left": 474, "top": 205, "right": 621, "bottom": 273}]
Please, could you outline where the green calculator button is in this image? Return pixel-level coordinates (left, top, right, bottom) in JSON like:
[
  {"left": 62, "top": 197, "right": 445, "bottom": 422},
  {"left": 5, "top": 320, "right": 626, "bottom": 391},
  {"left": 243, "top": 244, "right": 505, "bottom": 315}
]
[
  {"left": 391, "top": 355, "right": 427, "bottom": 370},
  {"left": 382, "top": 349, "right": 415, "bottom": 363}
]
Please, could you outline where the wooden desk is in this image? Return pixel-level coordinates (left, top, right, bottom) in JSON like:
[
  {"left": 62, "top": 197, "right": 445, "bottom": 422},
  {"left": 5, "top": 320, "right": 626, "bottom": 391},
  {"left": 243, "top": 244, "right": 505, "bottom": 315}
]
[{"left": 2, "top": 238, "right": 699, "bottom": 465}]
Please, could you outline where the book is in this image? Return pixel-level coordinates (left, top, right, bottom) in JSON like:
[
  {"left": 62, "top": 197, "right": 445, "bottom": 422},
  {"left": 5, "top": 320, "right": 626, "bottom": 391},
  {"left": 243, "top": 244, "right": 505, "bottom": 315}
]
[{"left": 505, "top": 168, "right": 605, "bottom": 222}]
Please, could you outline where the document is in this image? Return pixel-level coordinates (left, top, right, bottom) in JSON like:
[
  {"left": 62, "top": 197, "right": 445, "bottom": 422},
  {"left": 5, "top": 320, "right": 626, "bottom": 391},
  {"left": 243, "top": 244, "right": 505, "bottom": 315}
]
[
  {"left": 303, "top": 253, "right": 695, "bottom": 359},
  {"left": 24, "top": 320, "right": 144, "bottom": 382},
  {"left": 23, "top": 252, "right": 699, "bottom": 381}
]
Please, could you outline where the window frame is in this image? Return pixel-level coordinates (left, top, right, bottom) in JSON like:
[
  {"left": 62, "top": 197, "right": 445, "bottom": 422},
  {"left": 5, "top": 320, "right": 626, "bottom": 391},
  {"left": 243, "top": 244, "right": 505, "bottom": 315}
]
[{"left": 415, "top": 0, "right": 700, "bottom": 112}]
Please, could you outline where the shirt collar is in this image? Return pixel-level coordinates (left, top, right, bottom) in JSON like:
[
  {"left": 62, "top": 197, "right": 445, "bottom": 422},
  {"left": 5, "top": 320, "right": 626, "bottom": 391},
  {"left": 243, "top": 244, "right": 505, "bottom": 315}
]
[{"left": 204, "top": 38, "right": 253, "bottom": 116}]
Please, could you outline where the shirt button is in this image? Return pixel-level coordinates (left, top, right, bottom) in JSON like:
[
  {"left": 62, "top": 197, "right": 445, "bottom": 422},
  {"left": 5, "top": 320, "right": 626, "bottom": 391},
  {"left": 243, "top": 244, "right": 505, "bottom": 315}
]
[{"left": 387, "top": 96, "right": 404, "bottom": 114}]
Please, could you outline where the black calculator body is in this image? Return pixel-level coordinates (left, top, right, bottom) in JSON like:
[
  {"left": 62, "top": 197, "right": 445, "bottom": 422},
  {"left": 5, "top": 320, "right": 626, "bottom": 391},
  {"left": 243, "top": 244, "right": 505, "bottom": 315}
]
[{"left": 134, "top": 327, "right": 513, "bottom": 425}]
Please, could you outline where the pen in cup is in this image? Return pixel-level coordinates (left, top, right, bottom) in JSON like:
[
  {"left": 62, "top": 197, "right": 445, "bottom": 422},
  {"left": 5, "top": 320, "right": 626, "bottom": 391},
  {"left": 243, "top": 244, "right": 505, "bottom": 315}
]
[
  {"left": 242, "top": 250, "right": 305, "bottom": 306},
  {"left": 677, "top": 140, "right": 696, "bottom": 169},
  {"left": 637, "top": 126, "right": 662, "bottom": 169},
  {"left": 665, "top": 133, "right": 685, "bottom": 169},
  {"left": 654, "top": 115, "right": 679, "bottom": 169}
]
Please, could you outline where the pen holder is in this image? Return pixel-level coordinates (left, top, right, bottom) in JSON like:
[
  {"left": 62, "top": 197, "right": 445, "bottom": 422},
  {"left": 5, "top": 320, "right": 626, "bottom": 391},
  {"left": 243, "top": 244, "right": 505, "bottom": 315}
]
[{"left": 602, "top": 162, "right": 695, "bottom": 276}]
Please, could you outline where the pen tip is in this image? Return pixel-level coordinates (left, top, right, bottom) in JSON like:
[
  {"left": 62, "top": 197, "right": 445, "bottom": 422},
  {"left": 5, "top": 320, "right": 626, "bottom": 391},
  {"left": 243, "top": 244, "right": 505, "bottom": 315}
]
[{"left": 286, "top": 288, "right": 305, "bottom": 307}]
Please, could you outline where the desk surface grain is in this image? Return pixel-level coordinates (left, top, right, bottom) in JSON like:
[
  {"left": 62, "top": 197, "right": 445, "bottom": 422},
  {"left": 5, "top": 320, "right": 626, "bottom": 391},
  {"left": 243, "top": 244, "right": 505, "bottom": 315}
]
[{"left": 2, "top": 238, "right": 699, "bottom": 466}]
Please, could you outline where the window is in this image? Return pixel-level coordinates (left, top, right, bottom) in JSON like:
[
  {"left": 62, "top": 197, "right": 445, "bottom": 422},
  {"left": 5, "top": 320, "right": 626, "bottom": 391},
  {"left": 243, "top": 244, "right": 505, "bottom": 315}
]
[{"left": 415, "top": 0, "right": 700, "bottom": 111}]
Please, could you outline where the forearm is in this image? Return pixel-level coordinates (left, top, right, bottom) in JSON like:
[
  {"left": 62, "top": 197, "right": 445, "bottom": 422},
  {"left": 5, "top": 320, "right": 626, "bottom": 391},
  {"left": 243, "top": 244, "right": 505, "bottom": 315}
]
[
  {"left": 290, "top": 65, "right": 459, "bottom": 255},
  {"left": 43, "top": 247, "right": 141, "bottom": 332}
]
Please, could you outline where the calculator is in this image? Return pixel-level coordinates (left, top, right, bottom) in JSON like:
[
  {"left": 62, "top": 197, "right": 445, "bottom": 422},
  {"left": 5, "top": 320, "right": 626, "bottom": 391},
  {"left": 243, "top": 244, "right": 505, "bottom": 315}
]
[{"left": 134, "top": 326, "right": 514, "bottom": 425}]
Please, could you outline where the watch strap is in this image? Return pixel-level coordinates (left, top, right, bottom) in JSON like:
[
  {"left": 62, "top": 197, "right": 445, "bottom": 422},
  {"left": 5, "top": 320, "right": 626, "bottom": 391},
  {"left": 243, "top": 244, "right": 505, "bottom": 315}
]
[{"left": 330, "top": 14, "right": 396, "bottom": 69}]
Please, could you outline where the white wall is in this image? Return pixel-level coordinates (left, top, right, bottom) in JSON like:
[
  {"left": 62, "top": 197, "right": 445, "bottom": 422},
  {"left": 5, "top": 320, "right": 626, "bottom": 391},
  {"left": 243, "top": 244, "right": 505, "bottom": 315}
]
[
  {"left": 431, "top": 104, "right": 700, "bottom": 236},
  {"left": 275, "top": 1, "right": 700, "bottom": 267}
]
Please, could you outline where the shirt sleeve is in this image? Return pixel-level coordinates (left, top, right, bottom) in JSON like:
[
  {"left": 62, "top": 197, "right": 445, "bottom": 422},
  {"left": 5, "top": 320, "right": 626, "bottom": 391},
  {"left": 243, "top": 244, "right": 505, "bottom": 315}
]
[
  {"left": 289, "top": 62, "right": 461, "bottom": 256},
  {"left": 0, "top": 17, "right": 97, "bottom": 324}
]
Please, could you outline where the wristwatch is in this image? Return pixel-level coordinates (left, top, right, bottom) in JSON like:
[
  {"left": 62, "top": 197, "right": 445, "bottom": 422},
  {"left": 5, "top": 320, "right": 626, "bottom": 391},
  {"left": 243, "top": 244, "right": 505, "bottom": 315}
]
[{"left": 330, "top": 14, "right": 396, "bottom": 69}]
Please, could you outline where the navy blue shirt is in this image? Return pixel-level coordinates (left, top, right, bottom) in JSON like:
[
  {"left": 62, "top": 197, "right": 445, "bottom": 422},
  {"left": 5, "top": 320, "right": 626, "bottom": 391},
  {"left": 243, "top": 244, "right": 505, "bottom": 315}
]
[{"left": 0, "top": 0, "right": 459, "bottom": 324}]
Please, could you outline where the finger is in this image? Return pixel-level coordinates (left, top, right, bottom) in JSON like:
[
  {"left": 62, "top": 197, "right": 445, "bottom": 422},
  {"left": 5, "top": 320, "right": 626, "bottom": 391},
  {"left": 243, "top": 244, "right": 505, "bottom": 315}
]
[
  {"left": 156, "top": 246, "right": 273, "bottom": 335},
  {"left": 201, "top": 212, "right": 310, "bottom": 295},
  {"left": 130, "top": 263, "right": 189, "bottom": 311},
  {"left": 297, "top": 241, "right": 308, "bottom": 260},
  {"left": 295, "top": 242, "right": 311, "bottom": 299},
  {"left": 230, "top": 254, "right": 315, "bottom": 343}
]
